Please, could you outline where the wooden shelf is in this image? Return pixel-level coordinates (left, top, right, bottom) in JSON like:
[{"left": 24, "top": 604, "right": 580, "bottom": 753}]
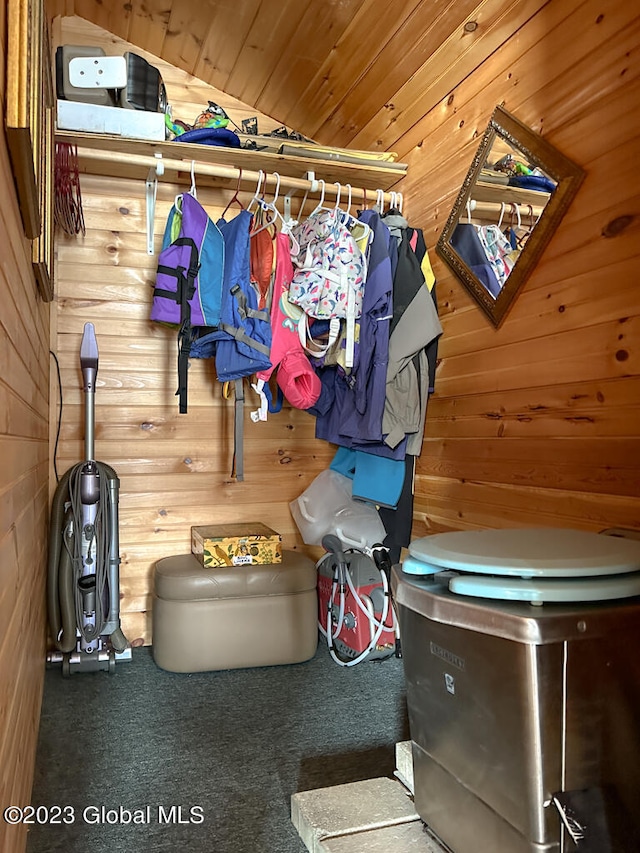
[
  {"left": 472, "top": 179, "right": 551, "bottom": 208},
  {"left": 55, "top": 130, "right": 406, "bottom": 196}
]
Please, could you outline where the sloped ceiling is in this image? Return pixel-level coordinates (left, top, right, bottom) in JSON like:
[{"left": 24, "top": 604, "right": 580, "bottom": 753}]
[{"left": 46, "top": 0, "right": 518, "bottom": 155}]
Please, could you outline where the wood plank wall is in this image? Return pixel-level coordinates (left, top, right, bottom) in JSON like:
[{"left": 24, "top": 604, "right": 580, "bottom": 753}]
[
  {"left": 52, "top": 18, "right": 335, "bottom": 647},
  {"left": 1, "top": 4, "right": 635, "bottom": 852},
  {"left": 51, "top": 6, "right": 640, "bottom": 654},
  {"left": 47, "top": 4, "right": 640, "bottom": 547},
  {"left": 0, "top": 5, "right": 51, "bottom": 853},
  {"left": 393, "top": 0, "right": 640, "bottom": 535}
]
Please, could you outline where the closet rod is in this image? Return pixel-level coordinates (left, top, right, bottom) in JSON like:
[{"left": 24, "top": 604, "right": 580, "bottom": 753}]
[
  {"left": 75, "top": 146, "right": 398, "bottom": 205},
  {"left": 468, "top": 199, "right": 545, "bottom": 222}
]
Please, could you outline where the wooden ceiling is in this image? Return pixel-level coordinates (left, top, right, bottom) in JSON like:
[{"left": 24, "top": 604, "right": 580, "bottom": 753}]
[{"left": 46, "top": 0, "right": 517, "bottom": 156}]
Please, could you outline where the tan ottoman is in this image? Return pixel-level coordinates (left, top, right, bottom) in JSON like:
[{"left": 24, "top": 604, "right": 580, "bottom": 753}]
[{"left": 152, "top": 550, "right": 318, "bottom": 672}]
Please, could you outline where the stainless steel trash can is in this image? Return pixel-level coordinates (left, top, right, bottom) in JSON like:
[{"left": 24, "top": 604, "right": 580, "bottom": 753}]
[{"left": 392, "top": 567, "right": 640, "bottom": 853}]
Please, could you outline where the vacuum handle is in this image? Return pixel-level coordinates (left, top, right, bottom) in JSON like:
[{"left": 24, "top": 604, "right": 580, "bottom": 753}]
[
  {"left": 322, "top": 534, "right": 346, "bottom": 564},
  {"left": 80, "top": 323, "right": 98, "bottom": 462},
  {"left": 80, "top": 323, "right": 99, "bottom": 392}
]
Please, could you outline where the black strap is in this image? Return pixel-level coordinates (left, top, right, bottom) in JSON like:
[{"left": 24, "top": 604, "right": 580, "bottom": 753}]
[
  {"left": 176, "top": 264, "right": 195, "bottom": 413},
  {"left": 164, "top": 238, "right": 200, "bottom": 414},
  {"left": 154, "top": 237, "right": 200, "bottom": 305},
  {"left": 176, "top": 322, "right": 192, "bottom": 414}
]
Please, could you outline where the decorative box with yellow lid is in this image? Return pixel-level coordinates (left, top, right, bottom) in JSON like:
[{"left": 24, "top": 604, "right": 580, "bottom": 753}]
[{"left": 191, "top": 522, "right": 282, "bottom": 568}]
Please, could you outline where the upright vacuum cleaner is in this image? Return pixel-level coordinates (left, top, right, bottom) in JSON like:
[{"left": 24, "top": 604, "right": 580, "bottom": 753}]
[{"left": 48, "top": 323, "right": 130, "bottom": 675}]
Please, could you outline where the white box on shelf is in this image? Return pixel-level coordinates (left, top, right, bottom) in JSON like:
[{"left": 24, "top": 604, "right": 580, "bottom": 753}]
[{"left": 57, "top": 99, "right": 165, "bottom": 141}]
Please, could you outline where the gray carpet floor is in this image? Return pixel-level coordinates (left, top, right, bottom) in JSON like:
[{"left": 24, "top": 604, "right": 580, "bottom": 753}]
[{"left": 27, "top": 642, "right": 409, "bottom": 853}]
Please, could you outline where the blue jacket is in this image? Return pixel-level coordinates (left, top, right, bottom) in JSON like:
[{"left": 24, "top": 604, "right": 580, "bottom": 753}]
[
  {"left": 450, "top": 223, "right": 501, "bottom": 297},
  {"left": 189, "top": 209, "right": 272, "bottom": 380}
]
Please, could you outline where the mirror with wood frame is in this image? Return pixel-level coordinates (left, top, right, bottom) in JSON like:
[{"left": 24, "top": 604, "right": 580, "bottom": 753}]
[{"left": 436, "top": 105, "right": 585, "bottom": 327}]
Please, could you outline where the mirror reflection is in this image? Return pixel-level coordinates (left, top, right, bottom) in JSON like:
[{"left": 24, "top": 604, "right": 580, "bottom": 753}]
[
  {"left": 450, "top": 136, "right": 557, "bottom": 299},
  {"left": 436, "top": 105, "right": 585, "bottom": 327}
]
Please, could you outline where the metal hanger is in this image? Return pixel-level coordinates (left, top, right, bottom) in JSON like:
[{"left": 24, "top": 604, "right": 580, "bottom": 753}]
[{"left": 221, "top": 168, "right": 245, "bottom": 219}]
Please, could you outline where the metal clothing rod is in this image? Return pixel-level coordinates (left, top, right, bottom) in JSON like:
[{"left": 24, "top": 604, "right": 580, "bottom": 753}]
[{"left": 76, "top": 146, "right": 397, "bottom": 206}]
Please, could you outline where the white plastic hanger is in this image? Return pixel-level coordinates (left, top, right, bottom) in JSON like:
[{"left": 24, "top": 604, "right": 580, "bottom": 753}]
[
  {"left": 292, "top": 171, "right": 319, "bottom": 224},
  {"left": 247, "top": 169, "right": 265, "bottom": 212},
  {"left": 338, "top": 181, "right": 372, "bottom": 246},
  {"left": 466, "top": 198, "right": 482, "bottom": 231},
  {"left": 172, "top": 160, "right": 198, "bottom": 216},
  {"left": 333, "top": 181, "right": 342, "bottom": 212},
  {"left": 310, "top": 179, "right": 328, "bottom": 216},
  {"left": 271, "top": 173, "right": 300, "bottom": 254},
  {"left": 497, "top": 202, "right": 507, "bottom": 230},
  {"left": 250, "top": 171, "right": 281, "bottom": 236},
  {"left": 345, "top": 184, "right": 353, "bottom": 215}
]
